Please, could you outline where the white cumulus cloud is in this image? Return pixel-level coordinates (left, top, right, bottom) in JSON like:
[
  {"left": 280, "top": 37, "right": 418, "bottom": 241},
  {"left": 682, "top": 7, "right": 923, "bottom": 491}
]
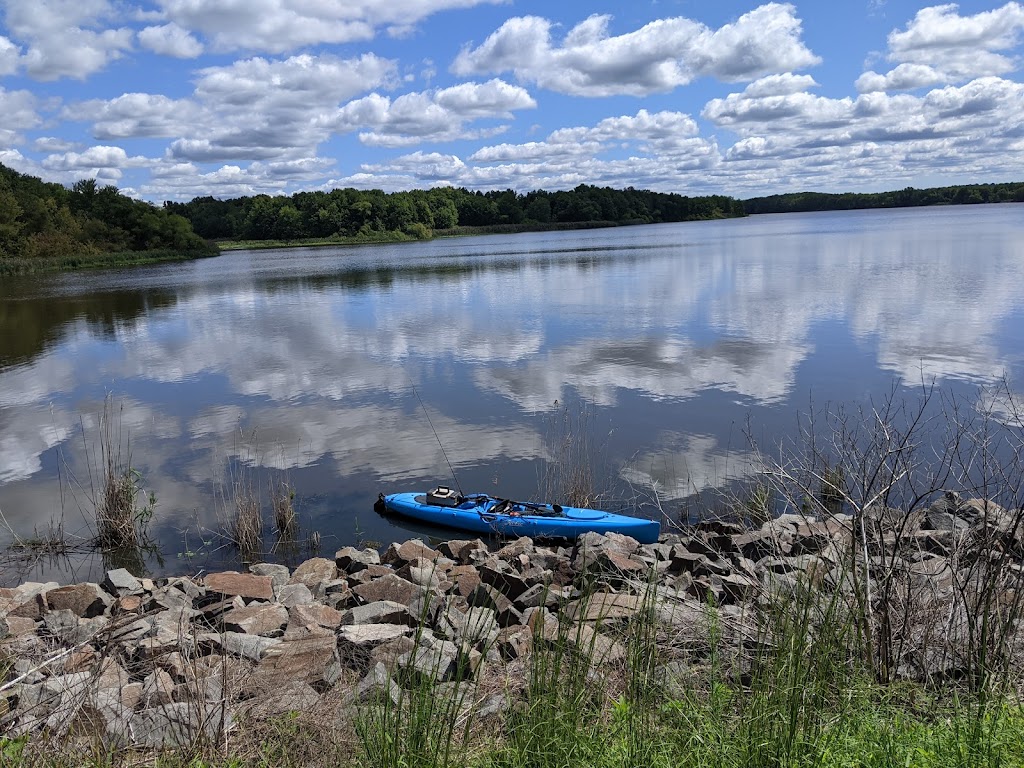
[
  {"left": 858, "top": 2, "right": 1024, "bottom": 92},
  {"left": 153, "top": 0, "right": 506, "bottom": 54},
  {"left": 452, "top": 3, "right": 820, "bottom": 96},
  {"left": 2, "top": 0, "right": 133, "bottom": 80},
  {"left": 329, "top": 79, "right": 535, "bottom": 146},
  {"left": 138, "top": 23, "right": 203, "bottom": 58}
]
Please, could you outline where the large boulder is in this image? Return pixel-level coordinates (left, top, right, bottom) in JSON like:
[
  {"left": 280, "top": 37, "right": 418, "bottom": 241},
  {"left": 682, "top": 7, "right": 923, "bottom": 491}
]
[
  {"left": 203, "top": 572, "right": 274, "bottom": 601},
  {"left": 45, "top": 583, "right": 110, "bottom": 618}
]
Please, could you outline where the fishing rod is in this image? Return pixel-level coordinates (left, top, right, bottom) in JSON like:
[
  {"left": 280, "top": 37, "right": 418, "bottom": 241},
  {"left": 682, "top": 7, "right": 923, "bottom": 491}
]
[{"left": 411, "top": 383, "right": 464, "bottom": 498}]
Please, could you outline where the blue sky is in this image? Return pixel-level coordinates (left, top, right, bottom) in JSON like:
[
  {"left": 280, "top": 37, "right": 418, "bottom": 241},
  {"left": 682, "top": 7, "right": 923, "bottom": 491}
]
[{"left": 0, "top": 0, "right": 1022, "bottom": 201}]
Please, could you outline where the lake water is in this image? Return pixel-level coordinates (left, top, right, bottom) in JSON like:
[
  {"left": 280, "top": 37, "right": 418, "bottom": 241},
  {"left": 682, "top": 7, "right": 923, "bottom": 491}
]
[{"left": 2, "top": 204, "right": 1023, "bottom": 583}]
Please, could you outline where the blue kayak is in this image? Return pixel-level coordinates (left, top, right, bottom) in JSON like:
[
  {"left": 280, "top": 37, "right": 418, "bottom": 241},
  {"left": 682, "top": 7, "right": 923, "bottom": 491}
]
[{"left": 376, "top": 487, "right": 660, "bottom": 544}]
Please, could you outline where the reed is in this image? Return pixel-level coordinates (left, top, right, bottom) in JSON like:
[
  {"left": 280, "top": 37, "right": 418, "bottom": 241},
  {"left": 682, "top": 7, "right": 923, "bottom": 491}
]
[
  {"left": 538, "top": 401, "right": 612, "bottom": 509},
  {"left": 87, "top": 396, "right": 155, "bottom": 553},
  {"left": 271, "top": 477, "right": 298, "bottom": 544}
]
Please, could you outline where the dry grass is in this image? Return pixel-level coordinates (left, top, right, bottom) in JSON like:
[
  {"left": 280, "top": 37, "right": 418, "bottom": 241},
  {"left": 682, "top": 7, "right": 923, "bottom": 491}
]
[
  {"left": 537, "top": 401, "right": 612, "bottom": 509},
  {"left": 90, "top": 396, "right": 154, "bottom": 552},
  {"left": 230, "top": 484, "right": 263, "bottom": 564},
  {"left": 271, "top": 478, "right": 297, "bottom": 542}
]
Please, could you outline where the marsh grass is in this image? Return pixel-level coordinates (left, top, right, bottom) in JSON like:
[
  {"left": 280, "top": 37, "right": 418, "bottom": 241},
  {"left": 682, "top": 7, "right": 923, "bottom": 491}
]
[
  {"left": 270, "top": 477, "right": 297, "bottom": 543},
  {"left": 212, "top": 431, "right": 266, "bottom": 564},
  {"left": 355, "top": 563, "right": 487, "bottom": 768},
  {"left": 90, "top": 397, "right": 156, "bottom": 552},
  {"left": 538, "top": 401, "right": 614, "bottom": 510}
]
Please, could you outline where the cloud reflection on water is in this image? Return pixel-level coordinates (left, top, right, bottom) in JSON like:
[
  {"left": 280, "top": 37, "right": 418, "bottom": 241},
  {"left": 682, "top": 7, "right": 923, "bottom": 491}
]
[{"left": 1, "top": 206, "right": 1023, "bottom": 568}]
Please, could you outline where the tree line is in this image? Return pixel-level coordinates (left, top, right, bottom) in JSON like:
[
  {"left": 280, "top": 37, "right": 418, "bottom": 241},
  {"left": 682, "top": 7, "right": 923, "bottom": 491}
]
[
  {"left": 743, "top": 182, "right": 1024, "bottom": 214},
  {"left": 164, "top": 185, "right": 746, "bottom": 242},
  {"left": 0, "top": 163, "right": 216, "bottom": 270}
]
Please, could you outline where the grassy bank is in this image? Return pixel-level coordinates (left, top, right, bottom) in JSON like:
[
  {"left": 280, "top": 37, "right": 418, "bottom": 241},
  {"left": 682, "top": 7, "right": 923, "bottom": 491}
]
[
  {"left": 215, "top": 219, "right": 651, "bottom": 252},
  {"left": 0, "top": 247, "right": 219, "bottom": 277},
  {"left": 215, "top": 231, "right": 420, "bottom": 251},
  {"left": 2, "top": 566, "right": 1021, "bottom": 768}
]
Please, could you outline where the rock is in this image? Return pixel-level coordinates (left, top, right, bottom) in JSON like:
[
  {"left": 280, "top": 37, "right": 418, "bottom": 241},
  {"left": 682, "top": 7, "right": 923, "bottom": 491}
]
[
  {"left": 352, "top": 574, "right": 420, "bottom": 606},
  {"left": 101, "top": 569, "right": 141, "bottom": 597},
  {"left": 479, "top": 563, "right": 530, "bottom": 600},
  {"left": 3, "top": 616, "right": 37, "bottom": 638},
  {"left": 339, "top": 623, "right": 413, "bottom": 646},
  {"left": 255, "top": 630, "right": 338, "bottom": 687},
  {"left": 117, "top": 595, "right": 143, "bottom": 613},
  {"left": 223, "top": 604, "right": 288, "bottom": 636},
  {"left": 514, "top": 582, "right": 563, "bottom": 610},
  {"left": 130, "top": 703, "right": 231, "bottom": 749},
  {"left": 357, "top": 662, "right": 401, "bottom": 704},
  {"left": 439, "top": 539, "right": 488, "bottom": 564},
  {"left": 203, "top": 631, "right": 282, "bottom": 661},
  {"left": 457, "top": 606, "right": 500, "bottom": 646},
  {"left": 397, "top": 646, "right": 455, "bottom": 683},
  {"left": 564, "top": 593, "right": 644, "bottom": 623},
  {"left": 277, "top": 583, "right": 314, "bottom": 607},
  {"left": 731, "top": 530, "right": 778, "bottom": 560},
  {"left": 45, "top": 583, "right": 110, "bottom": 618},
  {"left": 335, "top": 547, "right": 381, "bottom": 573},
  {"left": 142, "top": 669, "right": 175, "bottom": 707},
  {"left": 540, "top": 621, "right": 625, "bottom": 663},
  {"left": 288, "top": 603, "right": 342, "bottom": 630},
  {"left": 43, "top": 610, "right": 92, "bottom": 644},
  {"left": 450, "top": 568, "right": 482, "bottom": 600},
  {"left": 343, "top": 600, "right": 415, "bottom": 626},
  {"left": 469, "top": 582, "right": 514, "bottom": 616},
  {"left": 250, "top": 563, "right": 290, "bottom": 588},
  {"left": 396, "top": 562, "right": 443, "bottom": 590},
  {"left": 494, "top": 627, "right": 532, "bottom": 660},
  {"left": 288, "top": 558, "right": 338, "bottom": 589},
  {"left": 382, "top": 539, "right": 440, "bottom": 566},
  {"left": 204, "top": 572, "right": 274, "bottom": 601}
]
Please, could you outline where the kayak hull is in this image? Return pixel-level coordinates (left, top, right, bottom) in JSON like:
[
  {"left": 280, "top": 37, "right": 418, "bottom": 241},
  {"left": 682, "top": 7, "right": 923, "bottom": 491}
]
[{"left": 380, "top": 492, "right": 660, "bottom": 545}]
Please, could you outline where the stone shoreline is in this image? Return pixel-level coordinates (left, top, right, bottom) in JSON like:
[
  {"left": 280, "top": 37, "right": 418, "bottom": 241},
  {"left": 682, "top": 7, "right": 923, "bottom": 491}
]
[{"left": 1, "top": 491, "right": 1022, "bottom": 750}]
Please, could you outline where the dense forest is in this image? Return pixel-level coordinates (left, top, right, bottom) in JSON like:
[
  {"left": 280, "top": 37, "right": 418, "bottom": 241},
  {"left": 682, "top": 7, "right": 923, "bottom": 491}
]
[
  {"left": 743, "top": 182, "right": 1024, "bottom": 214},
  {"left": 0, "top": 162, "right": 215, "bottom": 274},
  {"left": 165, "top": 185, "right": 745, "bottom": 243}
]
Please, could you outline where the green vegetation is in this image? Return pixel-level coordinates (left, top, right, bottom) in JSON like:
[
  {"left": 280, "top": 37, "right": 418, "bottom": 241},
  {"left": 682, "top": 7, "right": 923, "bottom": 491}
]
[
  {"left": 166, "top": 185, "right": 746, "bottom": 246},
  {"left": 3, "top": 572, "right": 1021, "bottom": 768},
  {"left": 0, "top": 163, "right": 216, "bottom": 275},
  {"left": 743, "top": 181, "right": 1024, "bottom": 214}
]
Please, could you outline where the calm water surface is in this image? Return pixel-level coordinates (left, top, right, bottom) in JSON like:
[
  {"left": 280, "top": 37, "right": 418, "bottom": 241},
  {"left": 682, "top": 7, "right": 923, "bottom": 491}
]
[{"left": 2, "top": 204, "right": 1023, "bottom": 583}]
